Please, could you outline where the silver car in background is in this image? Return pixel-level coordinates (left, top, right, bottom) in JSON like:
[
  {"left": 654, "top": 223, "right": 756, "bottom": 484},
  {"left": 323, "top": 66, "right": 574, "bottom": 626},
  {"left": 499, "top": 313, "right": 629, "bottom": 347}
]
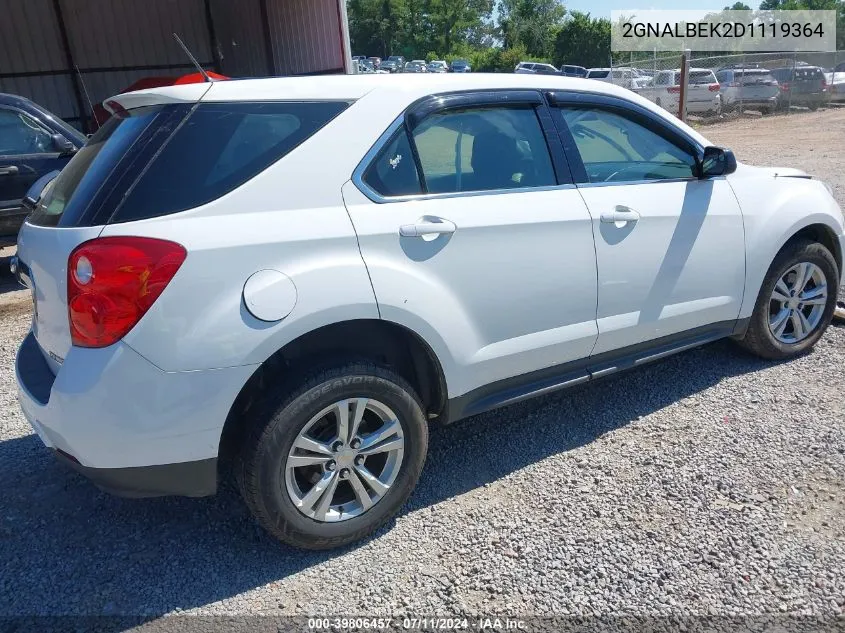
[{"left": 716, "top": 68, "right": 780, "bottom": 113}]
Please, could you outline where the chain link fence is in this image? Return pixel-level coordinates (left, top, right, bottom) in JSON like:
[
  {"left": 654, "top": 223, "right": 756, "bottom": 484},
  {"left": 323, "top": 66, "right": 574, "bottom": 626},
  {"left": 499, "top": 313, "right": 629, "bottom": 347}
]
[{"left": 609, "top": 50, "right": 845, "bottom": 125}]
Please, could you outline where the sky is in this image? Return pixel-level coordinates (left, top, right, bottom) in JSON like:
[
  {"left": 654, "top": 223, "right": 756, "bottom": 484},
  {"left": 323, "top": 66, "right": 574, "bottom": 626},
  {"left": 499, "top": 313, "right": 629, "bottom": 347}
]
[{"left": 562, "top": 0, "right": 762, "bottom": 19}]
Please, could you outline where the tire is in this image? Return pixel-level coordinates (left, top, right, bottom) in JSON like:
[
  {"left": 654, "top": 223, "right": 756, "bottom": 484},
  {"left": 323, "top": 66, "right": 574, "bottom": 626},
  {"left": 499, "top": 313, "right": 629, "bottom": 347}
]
[
  {"left": 737, "top": 240, "right": 839, "bottom": 360},
  {"left": 236, "top": 361, "right": 428, "bottom": 550}
]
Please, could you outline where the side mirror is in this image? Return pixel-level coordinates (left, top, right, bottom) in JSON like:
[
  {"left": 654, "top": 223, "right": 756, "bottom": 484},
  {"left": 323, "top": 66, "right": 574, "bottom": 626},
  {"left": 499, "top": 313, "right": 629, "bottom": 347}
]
[
  {"left": 700, "top": 146, "right": 737, "bottom": 178},
  {"left": 51, "top": 133, "right": 76, "bottom": 155}
]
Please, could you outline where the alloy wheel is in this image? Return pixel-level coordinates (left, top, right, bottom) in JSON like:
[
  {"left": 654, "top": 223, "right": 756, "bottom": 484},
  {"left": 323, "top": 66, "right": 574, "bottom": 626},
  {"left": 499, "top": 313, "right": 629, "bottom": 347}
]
[
  {"left": 768, "top": 261, "right": 828, "bottom": 343},
  {"left": 285, "top": 398, "right": 405, "bottom": 522}
]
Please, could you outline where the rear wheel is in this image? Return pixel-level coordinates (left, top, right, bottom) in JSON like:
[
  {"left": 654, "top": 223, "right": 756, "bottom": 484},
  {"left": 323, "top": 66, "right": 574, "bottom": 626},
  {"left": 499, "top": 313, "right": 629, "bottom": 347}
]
[
  {"left": 236, "top": 361, "right": 428, "bottom": 549},
  {"left": 738, "top": 240, "right": 838, "bottom": 359}
]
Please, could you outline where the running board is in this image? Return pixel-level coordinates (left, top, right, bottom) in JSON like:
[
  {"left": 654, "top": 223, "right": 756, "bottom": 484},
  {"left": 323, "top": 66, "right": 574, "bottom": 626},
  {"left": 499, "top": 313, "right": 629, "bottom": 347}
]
[{"left": 445, "top": 321, "right": 736, "bottom": 423}]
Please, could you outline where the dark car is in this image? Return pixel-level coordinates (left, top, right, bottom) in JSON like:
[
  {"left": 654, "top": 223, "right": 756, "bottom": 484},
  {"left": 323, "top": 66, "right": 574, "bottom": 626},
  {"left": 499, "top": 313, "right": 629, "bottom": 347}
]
[
  {"left": 560, "top": 65, "right": 588, "bottom": 78},
  {"left": 449, "top": 59, "right": 471, "bottom": 73},
  {"left": 384, "top": 56, "right": 406, "bottom": 73},
  {"left": 0, "top": 93, "right": 85, "bottom": 243},
  {"left": 771, "top": 66, "right": 827, "bottom": 110}
]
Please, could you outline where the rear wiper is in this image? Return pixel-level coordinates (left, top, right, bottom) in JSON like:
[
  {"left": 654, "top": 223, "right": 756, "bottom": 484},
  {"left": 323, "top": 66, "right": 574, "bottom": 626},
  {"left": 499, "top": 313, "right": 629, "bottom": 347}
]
[{"left": 22, "top": 170, "right": 60, "bottom": 211}]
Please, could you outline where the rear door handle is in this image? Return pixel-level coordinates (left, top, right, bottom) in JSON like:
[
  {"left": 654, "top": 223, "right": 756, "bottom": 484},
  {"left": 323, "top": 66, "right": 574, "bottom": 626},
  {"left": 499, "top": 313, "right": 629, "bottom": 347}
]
[
  {"left": 600, "top": 206, "right": 640, "bottom": 224},
  {"left": 0, "top": 166, "right": 20, "bottom": 176},
  {"left": 399, "top": 218, "right": 457, "bottom": 237}
]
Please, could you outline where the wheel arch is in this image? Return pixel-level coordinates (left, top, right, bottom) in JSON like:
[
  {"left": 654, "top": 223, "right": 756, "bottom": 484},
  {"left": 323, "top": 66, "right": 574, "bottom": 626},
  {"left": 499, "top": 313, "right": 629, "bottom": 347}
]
[{"left": 218, "top": 319, "right": 448, "bottom": 466}]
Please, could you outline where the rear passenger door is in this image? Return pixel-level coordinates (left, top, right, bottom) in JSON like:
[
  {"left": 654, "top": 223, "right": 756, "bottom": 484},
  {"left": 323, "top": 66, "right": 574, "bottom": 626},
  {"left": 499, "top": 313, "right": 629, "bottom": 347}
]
[{"left": 343, "top": 91, "right": 599, "bottom": 398}]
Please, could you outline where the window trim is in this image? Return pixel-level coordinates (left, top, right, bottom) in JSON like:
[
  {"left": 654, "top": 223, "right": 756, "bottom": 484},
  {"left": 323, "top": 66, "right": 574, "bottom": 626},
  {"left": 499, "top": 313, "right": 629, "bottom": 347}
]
[
  {"left": 353, "top": 90, "right": 574, "bottom": 203},
  {"left": 546, "top": 91, "right": 705, "bottom": 186}
]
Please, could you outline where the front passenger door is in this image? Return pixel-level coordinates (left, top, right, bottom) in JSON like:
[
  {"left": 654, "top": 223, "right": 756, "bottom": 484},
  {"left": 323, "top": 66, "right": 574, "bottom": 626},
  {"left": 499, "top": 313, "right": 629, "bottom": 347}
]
[
  {"left": 551, "top": 98, "right": 745, "bottom": 355},
  {"left": 0, "top": 107, "right": 68, "bottom": 237}
]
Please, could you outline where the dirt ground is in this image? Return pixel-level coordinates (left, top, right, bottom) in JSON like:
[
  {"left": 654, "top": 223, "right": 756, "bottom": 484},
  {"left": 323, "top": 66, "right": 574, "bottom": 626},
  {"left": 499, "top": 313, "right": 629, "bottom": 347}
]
[{"left": 701, "top": 108, "right": 845, "bottom": 208}]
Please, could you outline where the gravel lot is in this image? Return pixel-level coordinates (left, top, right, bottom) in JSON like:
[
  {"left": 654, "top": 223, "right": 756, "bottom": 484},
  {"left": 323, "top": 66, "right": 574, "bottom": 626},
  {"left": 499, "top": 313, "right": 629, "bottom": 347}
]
[{"left": 1, "top": 110, "right": 844, "bottom": 621}]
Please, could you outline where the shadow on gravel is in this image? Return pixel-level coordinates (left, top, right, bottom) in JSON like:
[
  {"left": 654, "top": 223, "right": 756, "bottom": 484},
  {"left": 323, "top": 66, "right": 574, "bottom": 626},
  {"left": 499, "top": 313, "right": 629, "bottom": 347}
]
[{"left": 0, "top": 338, "right": 781, "bottom": 621}]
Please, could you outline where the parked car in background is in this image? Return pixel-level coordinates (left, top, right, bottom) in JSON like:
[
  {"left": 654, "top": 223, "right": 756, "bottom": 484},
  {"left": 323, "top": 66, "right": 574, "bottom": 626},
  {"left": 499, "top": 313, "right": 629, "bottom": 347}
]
[
  {"left": 0, "top": 93, "right": 86, "bottom": 244},
  {"left": 355, "top": 59, "right": 375, "bottom": 74},
  {"left": 427, "top": 60, "right": 448, "bottom": 73},
  {"left": 382, "top": 56, "right": 406, "bottom": 73},
  {"left": 824, "top": 71, "right": 845, "bottom": 102},
  {"left": 13, "top": 74, "right": 844, "bottom": 551},
  {"left": 449, "top": 59, "right": 471, "bottom": 73},
  {"left": 644, "top": 68, "right": 722, "bottom": 117},
  {"left": 368, "top": 57, "right": 382, "bottom": 69},
  {"left": 586, "top": 68, "right": 649, "bottom": 90},
  {"left": 514, "top": 62, "right": 560, "bottom": 75},
  {"left": 771, "top": 66, "right": 827, "bottom": 110},
  {"left": 560, "top": 65, "right": 588, "bottom": 78},
  {"left": 715, "top": 68, "right": 780, "bottom": 113},
  {"left": 404, "top": 61, "right": 427, "bottom": 73}
]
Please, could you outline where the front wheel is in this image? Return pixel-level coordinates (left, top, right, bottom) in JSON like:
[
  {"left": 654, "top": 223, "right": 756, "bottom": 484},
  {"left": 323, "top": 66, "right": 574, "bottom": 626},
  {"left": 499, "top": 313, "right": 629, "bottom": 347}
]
[
  {"left": 236, "top": 362, "right": 428, "bottom": 550},
  {"left": 737, "top": 240, "right": 839, "bottom": 359}
]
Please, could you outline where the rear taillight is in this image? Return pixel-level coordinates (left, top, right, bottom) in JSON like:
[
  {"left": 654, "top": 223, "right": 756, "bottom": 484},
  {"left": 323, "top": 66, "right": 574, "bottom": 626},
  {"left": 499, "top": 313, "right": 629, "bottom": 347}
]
[
  {"left": 667, "top": 86, "right": 680, "bottom": 94},
  {"left": 821, "top": 78, "right": 828, "bottom": 91},
  {"left": 68, "top": 237, "right": 187, "bottom": 348},
  {"left": 780, "top": 82, "right": 791, "bottom": 92},
  {"left": 708, "top": 83, "right": 720, "bottom": 92}
]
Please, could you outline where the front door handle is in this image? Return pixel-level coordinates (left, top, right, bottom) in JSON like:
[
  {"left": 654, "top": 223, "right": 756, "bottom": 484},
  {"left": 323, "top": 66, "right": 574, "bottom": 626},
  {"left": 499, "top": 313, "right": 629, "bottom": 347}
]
[
  {"left": 399, "top": 217, "right": 457, "bottom": 237},
  {"left": 600, "top": 205, "right": 640, "bottom": 224},
  {"left": 0, "top": 165, "right": 20, "bottom": 176}
]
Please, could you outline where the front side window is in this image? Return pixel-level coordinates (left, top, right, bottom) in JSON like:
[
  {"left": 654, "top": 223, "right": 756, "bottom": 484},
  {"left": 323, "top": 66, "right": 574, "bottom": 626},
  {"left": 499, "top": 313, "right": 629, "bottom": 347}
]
[
  {"left": 560, "top": 106, "right": 696, "bottom": 183},
  {"left": 0, "top": 108, "right": 54, "bottom": 156},
  {"left": 411, "top": 106, "right": 556, "bottom": 194}
]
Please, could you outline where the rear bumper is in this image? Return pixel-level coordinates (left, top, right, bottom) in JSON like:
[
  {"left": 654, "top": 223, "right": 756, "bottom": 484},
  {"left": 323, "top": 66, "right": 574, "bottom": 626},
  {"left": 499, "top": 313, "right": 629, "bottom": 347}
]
[
  {"left": 16, "top": 330, "right": 256, "bottom": 497},
  {"left": 54, "top": 450, "right": 217, "bottom": 498}
]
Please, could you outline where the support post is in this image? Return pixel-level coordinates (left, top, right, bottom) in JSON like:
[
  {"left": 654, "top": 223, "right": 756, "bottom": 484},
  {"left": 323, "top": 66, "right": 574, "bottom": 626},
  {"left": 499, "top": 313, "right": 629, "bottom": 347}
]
[{"left": 678, "top": 48, "right": 690, "bottom": 122}]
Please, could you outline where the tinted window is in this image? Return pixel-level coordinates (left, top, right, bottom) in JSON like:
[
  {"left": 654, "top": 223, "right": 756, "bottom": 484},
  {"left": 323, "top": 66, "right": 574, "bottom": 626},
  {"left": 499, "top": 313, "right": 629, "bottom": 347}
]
[
  {"left": 113, "top": 101, "right": 347, "bottom": 223},
  {"left": 0, "top": 108, "right": 54, "bottom": 155},
  {"left": 560, "top": 107, "right": 696, "bottom": 183},
  {"left": 29, "top": 105, "right": 165, "bottom": 227},
  {"left": 588, "top": 70, "right": 610, "bottom": 78},
  {"left": 689, "top": 71, "right": 716, "bottom": 84},
  {"left": 412, "top": 106, "right": 556, "bottom": 194},
  {"left": 362, "top": 128, "right": 423, "bottom": 197}
]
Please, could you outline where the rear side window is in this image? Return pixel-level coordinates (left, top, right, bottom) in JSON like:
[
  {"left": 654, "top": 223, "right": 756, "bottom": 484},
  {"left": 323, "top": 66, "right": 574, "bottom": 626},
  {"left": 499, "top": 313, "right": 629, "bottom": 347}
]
[{"left": 114, "top": 101, "right": 347, "bottom": 222}]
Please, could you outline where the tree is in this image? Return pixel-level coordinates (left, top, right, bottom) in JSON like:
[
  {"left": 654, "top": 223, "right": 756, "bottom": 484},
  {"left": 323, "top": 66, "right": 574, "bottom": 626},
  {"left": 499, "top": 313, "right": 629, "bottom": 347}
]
[
  {"left": 428, "top": 0, "right": 494, "bottom": 55},
  {"left": 554, "top": 11, "right": 611, "bottom": 69},
  {"left": 498, "top": 0, "right": 567, "bottom": 58},
  {"left": 724, "top": 2, "right": 752, "bottom": 9}
]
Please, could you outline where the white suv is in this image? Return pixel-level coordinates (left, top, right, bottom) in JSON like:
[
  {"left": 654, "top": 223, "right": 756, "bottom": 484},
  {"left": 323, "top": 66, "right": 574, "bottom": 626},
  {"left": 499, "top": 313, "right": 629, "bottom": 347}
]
[{"left": 14, "top": 74, "right": 844, "bottom": 550}]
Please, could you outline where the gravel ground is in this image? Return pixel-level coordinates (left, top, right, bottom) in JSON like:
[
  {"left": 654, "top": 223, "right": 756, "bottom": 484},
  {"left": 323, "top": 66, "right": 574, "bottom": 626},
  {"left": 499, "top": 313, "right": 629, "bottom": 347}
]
[{"left": 1, "top": 110, "right": 844, "bottom": 621}]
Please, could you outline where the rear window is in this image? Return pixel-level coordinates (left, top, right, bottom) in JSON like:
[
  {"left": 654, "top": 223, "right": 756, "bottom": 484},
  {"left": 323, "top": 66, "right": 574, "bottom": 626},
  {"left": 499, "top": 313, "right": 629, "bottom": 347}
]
[
  {"left": 689, "top": 71, "right": 716, "bottom": 84},
  {"left": 29, "top": 100, "right": 348, "bottom": 227},
  {"left": 588, "top": 70, "right": 609, "bottom": 78},
  {"left": 114, "top": 101, "right": 348, "bottom": 223}
]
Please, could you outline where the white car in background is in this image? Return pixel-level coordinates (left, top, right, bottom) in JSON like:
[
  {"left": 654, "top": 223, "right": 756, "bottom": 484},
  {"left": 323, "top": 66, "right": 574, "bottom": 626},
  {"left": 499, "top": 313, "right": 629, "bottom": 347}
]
[
  {"left": 515, "top": 62, "right": 560, "bottom": 75},
  {"left": 13, "top": 73, "right": 844, "bottom": 550},
  {"left": 586, "top": 67, "right": 650, "bottom": 90},
  {"left": 427, "top": 60, "right": 448, "bottom": 73},
  {"left": 825, "top": 71, "right": 845, "bottom": 102},
  {"left": 645, "top": 68, "right": 722, "bottom": 116}
]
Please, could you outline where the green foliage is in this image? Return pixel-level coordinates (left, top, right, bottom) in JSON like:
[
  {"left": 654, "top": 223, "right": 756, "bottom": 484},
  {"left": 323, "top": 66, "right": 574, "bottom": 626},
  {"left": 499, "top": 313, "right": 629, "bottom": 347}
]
[
  {"left": 498, "top": 0, "right": 566, "bottom": 58},
  {"left": 553, "top": 12, "right": 611, "bottom": 69},
  {"left": 724, "top": 2, "right": 752, "bottom": 9}
]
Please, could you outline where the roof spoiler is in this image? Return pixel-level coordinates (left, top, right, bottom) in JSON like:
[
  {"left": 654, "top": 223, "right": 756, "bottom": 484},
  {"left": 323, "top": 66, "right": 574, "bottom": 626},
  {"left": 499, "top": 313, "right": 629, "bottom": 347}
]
[{"left": 103, "top": 83, "right": 213, "bottom": 115}]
